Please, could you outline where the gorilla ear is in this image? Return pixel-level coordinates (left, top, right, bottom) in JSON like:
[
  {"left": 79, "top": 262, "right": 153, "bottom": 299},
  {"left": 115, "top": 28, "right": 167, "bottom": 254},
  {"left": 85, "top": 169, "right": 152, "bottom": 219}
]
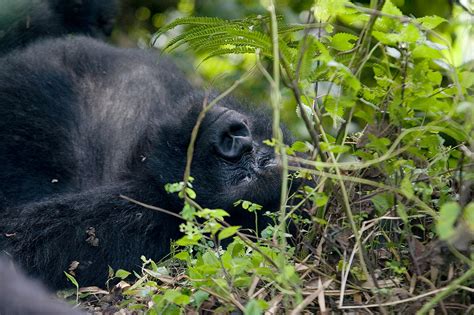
[{"left": 215, "top": 116, "right": 253, "bottom": 161}]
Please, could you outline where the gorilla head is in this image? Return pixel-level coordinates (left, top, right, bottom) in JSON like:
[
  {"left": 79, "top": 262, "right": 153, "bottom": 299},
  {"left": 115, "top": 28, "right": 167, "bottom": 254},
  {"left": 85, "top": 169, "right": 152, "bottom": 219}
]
[{"left": 149, "top": 94, "right": 289, "bottom": 214}]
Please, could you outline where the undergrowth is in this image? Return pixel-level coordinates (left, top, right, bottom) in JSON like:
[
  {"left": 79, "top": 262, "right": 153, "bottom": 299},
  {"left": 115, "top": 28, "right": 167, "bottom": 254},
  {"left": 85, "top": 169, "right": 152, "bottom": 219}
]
[{"left": 75, "top": 0, "right": 473, "bottom": 314}]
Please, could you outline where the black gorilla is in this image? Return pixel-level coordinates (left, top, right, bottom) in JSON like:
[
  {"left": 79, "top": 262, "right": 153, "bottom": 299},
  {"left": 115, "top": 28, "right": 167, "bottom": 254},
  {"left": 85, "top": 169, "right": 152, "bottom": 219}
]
[
  {"left": 0, "top": 35, "right": 289, "bottom": 289},
  {"left": 0, "top": 0, "right": 118, "bottom": 54},
  {"left": 0, "top": 258, "right": 84, "bottom": 315}
]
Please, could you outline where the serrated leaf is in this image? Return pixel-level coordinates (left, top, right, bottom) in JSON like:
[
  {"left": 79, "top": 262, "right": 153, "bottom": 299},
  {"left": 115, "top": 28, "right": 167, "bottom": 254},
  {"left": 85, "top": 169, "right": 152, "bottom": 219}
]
[
  {"left": 382, "top": 0, "right": 403, "bottom": 16},
  {"left": 416, "top": 16, "right": 447, "bottom": 30},
  {"left": 331, "top": 33, "right": 358, "bottom": 51},
  {"left": 372, "top": 31, "right": 400, "bottom": 45},
  {"left": 218, "top": 226, "right": 240, "bottom": 241},
  {"left": 374, "top": 0, "right": 403, "bottom": 31}
]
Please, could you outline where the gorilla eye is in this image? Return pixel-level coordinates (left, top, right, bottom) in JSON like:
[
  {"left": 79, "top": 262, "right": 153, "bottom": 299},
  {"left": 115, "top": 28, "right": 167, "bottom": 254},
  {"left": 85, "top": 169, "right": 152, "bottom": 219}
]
[{"left": 215, "top": 120, "right": 253, "bottom": 161}]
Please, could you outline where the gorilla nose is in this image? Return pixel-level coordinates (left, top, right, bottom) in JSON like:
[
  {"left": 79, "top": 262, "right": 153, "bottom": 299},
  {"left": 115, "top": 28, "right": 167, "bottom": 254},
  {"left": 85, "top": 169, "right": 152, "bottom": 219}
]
[{"left": 215, "top": 119, "right": 253, "bottom": 161}]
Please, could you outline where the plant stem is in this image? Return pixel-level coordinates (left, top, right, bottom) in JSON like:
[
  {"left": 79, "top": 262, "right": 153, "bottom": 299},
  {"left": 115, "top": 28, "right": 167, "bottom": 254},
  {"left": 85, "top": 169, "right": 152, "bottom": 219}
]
[{"left": 416, "top": 266, "right": 474, "bottom": 315}]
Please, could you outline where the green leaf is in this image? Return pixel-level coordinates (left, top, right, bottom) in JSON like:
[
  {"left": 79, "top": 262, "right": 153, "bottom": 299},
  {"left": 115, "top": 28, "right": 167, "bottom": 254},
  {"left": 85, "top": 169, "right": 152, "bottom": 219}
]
[
  {"left": 64, "top": 272, "right": 79, "bottom": 288},
  {"left": 396, "top": 202, "right": 408, "bottom": 224},
  {"left": 290, "top": 141, "right": 309, "bottom": 153},
  {"left": 382, "top": 0, "right": 403, "bottom": 16},
  {"left": 115, "top": 269, "right": 131, "bottom": 280},
  {"left": 436, "top": 202, "right": 461, "bottom": 240},
  {"left": 399, "top": 24, "right": 420, "bottom": 43},
  {"left": 460, "top": 71, "right": 474, "bottom": 88},
  {"left": 412, "top": 45, "right": 443, "bottom": 59},
  {"left": 181, "top": 202, "right": 196, "bottom": 220},
  {"left": 314, "top": 0, "right": 350, "bottom": 21},
  {"left": 218, "top": 226, "right": 241, "bottom": 241},
  {"left": 320, "top": 142, "right": 350, "bottom": 154},
  {"left": 401, "top": 175, "right": 414, "bottom": 199},
  {"left": 367, "top": 135, "right": 391, "bottom": 153},
  {"left": 174, "top": 250, "right": 190, "bottom": 261},
  {"left": 331, "top": 33, "right": 358, "bottom": 51},
  {"left": 372, "top": 31, "right": 400, "bottom": 45},
  {"left": 164, "top": 289, "right": 191, "bottom": 305},
  {"left": 186, "top": 187, "right": 196, "bottom": 199},
  {"left": 297, "top": 36, "right": 318, "bottom": 80},
  {"left": 374, "top": 0, "right": 403, "bottom": 32},
  {"left": 210, "top": 209, "right": 230, "bottom": 220},
  {"left": 248, "top": 203, "right": 263, "bottom": 212},
  {"left": 108, "top": 265, "right": 114, "bottom": 278},
  {"left": 371, "top": 193, "right": 394, "bottom": 214},
  {"left": 165, "top": 182, "right": 184, "bottom": 194},
  {"left": 192, "top": 290, "right": 209, "bottom": 308},
  {"left": 176, "top": 234, "right": 202, "bottom": 246},
  {"left": 416, "top": 16, "right": 447, "bottom": 30},
  {"left": 313, "top": 192, "right": 328, "bottom": 207},
  {"left": 464, "top": 202, "right": 474, "bottom": 231},
  {"left": 244, "top": 299, "right": 264, "bottom": 315}
]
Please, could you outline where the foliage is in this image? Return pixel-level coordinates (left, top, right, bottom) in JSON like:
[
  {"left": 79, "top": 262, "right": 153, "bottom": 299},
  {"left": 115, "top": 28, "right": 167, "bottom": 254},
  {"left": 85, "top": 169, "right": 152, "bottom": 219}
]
[{"left": 80, "top": 0, "right": 473, "bottom": 314}]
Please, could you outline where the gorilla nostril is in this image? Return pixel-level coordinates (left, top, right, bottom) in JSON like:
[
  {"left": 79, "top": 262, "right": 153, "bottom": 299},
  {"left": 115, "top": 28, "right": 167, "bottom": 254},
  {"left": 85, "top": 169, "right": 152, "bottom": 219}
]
[{"left": 216, "top": 121, "right": 253, "bottom": 160}]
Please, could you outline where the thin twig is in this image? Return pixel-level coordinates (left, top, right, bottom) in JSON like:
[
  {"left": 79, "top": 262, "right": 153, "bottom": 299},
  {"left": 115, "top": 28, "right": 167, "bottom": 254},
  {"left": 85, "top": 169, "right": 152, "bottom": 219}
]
[{"left": 120, "top": 195, "right": 184, "bottom": 220}]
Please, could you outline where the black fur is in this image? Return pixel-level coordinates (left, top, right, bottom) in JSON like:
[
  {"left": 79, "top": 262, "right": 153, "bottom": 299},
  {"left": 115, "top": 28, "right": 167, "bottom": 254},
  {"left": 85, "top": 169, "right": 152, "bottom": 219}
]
[
  {"left": 0, "top": 0, "right": 118, "bottom": 54},
  {"left": 0, "top": 37, "right": 290, "bottom": 289},
  {"left": 0, "top": 258, "right": 84, "bottom": 315}
]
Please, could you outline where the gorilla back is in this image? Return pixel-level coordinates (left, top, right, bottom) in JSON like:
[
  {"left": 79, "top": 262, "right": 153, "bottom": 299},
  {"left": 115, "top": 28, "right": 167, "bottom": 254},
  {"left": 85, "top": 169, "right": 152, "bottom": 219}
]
[{"left": 0, "top": 37, "right": 287, "bottom": 289}]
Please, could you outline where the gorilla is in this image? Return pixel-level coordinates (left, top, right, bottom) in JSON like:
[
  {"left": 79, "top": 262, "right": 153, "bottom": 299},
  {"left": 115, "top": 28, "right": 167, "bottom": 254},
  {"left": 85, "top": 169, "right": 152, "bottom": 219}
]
[
  {"left": 0, "top": 0, "right": 118, "bottom": 54},
  {"left": 0, "top": 4, "right": 291, "bottom": 290},
  {"left": 0, "top": 257, "right": 84, "bottom": 315}
]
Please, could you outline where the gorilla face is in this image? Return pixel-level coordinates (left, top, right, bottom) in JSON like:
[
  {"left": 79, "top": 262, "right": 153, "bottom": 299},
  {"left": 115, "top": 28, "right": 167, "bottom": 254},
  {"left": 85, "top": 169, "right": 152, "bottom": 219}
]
[
  {"left": 193, "top": 105, "right": 285, "bottom": 211},
  {"left": 148, "top": 95, "right": 288, "bottom": 214}
]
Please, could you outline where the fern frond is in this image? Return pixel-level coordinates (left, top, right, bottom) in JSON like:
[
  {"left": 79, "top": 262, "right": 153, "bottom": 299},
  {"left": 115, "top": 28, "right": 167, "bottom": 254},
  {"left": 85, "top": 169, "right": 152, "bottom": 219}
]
[
  {"left": 155, "top": 16, "right": 228, "bottom": 37},
  {"left": 155, "top": 15, "right": 301, "bottom": 62},
  {"left": 202, "top": 47, "right": 260, "bottom": 61}
]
